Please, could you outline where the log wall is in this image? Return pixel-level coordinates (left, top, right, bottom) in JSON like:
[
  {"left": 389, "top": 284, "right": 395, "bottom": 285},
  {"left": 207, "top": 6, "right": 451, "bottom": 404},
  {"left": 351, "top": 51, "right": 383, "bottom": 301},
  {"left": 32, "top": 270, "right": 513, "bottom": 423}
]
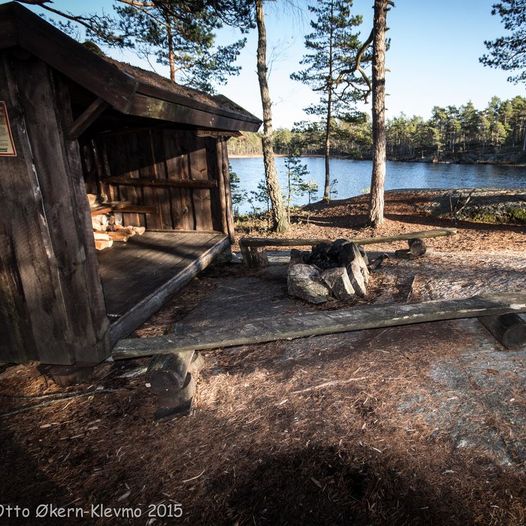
[
  {"left": 0, "top": 51, "right": 110, "bottom": 365},
  {"left": 86, "top": 128, "right": 226, "bottom": 233}
]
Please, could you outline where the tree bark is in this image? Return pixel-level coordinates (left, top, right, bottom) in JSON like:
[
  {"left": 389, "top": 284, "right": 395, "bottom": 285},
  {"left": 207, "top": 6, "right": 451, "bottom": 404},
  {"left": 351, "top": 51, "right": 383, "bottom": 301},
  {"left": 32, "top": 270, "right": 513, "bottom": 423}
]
[
  {"left": 369, "top": 0, "right": 388, "bottom": 227},
  {"left": 166, "top": 18, "right": 176, "bottom": 81},
  {"left": 323, "top": 4, "right": 335, "bottom": 203},
  {"left": 255, "top": 0, "right": 288, "bottom": 232},
  {"left": 324, "top": 99, "right": 331, "bottom": 202}
]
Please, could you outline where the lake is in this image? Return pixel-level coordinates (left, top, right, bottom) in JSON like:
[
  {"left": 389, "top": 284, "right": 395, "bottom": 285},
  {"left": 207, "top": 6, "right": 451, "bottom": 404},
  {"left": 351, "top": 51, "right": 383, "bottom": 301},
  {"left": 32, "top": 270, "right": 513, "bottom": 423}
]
[{"left": 230, "top": 157, "right": 526, "bottom": 214}]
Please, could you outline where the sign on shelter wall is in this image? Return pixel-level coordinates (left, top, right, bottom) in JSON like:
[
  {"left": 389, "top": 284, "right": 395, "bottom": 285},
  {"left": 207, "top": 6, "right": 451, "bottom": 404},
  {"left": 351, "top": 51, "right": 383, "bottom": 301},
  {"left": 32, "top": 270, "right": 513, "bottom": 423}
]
[{"left": 0, "top": 101, "right": 16, "bottom": 157}]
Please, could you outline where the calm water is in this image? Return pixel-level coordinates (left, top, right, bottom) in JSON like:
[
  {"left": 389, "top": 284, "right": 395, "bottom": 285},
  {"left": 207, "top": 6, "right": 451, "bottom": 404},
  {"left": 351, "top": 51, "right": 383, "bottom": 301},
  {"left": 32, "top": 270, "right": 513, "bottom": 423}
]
[{"left": 230, "top": 157, "right": 526, "bottom": 214}]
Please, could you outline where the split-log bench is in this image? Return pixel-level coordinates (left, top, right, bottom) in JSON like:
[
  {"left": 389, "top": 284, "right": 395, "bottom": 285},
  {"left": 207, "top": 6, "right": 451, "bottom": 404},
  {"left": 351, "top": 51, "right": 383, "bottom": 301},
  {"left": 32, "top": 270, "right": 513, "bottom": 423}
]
[
  {"left": 239, "top": 228, "right": 458, "bottom": 268},
  {"left": 113, "top": 293, "right": 526, "bottom": 359}
]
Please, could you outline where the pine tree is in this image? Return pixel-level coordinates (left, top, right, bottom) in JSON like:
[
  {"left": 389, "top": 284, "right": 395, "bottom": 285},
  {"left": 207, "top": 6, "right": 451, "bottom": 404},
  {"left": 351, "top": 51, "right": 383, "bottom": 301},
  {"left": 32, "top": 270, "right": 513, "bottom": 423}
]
[
  {"left": 25, "top": 0, "right": 253, "bottom": 93},
  {"left": 255, "top": 0, "right": 289, "bottom": 232},
  {"left": 115, "top": 1, "right": 252, "bottom": 91},
  {"left": 481, "top": 0, "right": 526, "bottom": 85},
  {"left": 284, "top": 154, "right": 309, "bottom": 221},
  {"left": 291, "top": 0, "right": 368, "bottom": 202}
]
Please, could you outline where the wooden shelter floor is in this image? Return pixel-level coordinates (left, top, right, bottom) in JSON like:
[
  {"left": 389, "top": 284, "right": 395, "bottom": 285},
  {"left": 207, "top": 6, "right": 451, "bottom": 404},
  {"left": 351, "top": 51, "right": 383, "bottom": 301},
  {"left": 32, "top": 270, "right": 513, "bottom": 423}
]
[{"left": 97, "top": 231, "right": 226, "bottom": 319}]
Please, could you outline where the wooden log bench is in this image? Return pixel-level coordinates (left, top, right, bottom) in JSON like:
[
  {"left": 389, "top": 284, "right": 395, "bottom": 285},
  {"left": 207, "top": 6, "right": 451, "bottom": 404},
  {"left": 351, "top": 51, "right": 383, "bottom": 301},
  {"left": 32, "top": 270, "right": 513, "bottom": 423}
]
[
  {"left": 239, "top": 228, "right": 457, "bottom": 267},
  {"left": 112, "top": 293, "right": 526, "bottom": 359}
]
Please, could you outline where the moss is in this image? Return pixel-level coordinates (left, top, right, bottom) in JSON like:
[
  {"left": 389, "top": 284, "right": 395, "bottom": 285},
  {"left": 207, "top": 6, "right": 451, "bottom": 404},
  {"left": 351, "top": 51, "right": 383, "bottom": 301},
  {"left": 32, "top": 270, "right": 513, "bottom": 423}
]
[
  {"left": 471, "top": 211, "right": 500, "bottom": 224},
  {"left": 508, "top": 207, "right": 526, "bottom": 223}
]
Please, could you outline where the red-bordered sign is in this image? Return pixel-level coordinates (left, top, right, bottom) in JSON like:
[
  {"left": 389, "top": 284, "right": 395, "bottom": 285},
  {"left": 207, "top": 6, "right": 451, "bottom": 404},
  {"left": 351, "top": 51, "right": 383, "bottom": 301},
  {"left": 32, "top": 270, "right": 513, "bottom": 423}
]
[{"left": 0, "top": 101, "right": 16, "bottom": 157}]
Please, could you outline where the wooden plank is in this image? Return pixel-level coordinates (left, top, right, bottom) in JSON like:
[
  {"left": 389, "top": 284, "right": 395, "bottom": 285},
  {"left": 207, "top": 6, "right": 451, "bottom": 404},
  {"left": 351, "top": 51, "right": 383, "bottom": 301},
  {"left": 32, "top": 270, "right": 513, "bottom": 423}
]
[
  {"left": 222, "top": 138, "right": 236, "bottom": 243},
  {"left": 128, "top": 93, "right": 261, "bottom": 132},
  {"left": 188, "top": 136, "right": 214, "bottom": 231},
  {"left": 103, "top": 176, "right": 218, "bottom": 189},
  {"left": 0, "top": 16, "right": 17, "bottom": 49},
  {"left": 206, "top": 138, "right": 223, "bottom": 233},
  {"left": 195, "top": 130, "right": 242, "bottom": 138},
  {"left": 164, "top": 130, "right": 195, "bottom": 230},
  {"left": 240, "top": 229, "right": 458, "bottom": 249},
  {"left": 66, "top": 97, "right": 109, "bottom": 139},
  {"left": 149, "top": 128, "right": 173, "bottom": 229},
  {"left": 98, "top": 231, "right": 225, "bottom": 315},
  {"left": 112, "top": 293, "right": 526, "bottom": 359},
  {"left": 215, "top": 138, "right": 229, "bottom": 236},
  {"left": 138, "top": 130, "right": 162, "bottom": 230},
  {"left": 17, "top": 59, "right": 110, "bottom": 364},
  {"left": 0, "top": 53, "right": 102, "bottom": 365},
  {"left": 0, "top": 54, "right": 75, "bottom": 364},
  {"left": 108, "top": 234, "right": 230, "bottom": 345},
  {"left": 112, "top": 203, "right": 158, "bottom": 214},
  {"left": 54, "top": 75, "right": 111, "bottom": 364}
]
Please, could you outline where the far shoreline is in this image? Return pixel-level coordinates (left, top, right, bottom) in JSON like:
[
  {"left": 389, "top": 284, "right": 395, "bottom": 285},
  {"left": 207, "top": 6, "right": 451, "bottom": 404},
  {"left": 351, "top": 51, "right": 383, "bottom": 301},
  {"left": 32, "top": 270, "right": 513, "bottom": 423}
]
[{"left": 228, "top": 153, "right": 526, "bottom": 167}]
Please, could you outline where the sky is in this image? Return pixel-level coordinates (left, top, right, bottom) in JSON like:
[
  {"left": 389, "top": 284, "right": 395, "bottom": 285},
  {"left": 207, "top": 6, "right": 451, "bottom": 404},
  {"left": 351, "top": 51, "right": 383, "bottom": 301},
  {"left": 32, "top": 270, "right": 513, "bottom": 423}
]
[{"left": 11, "top": 0, "right": 525, "bottom": 128}]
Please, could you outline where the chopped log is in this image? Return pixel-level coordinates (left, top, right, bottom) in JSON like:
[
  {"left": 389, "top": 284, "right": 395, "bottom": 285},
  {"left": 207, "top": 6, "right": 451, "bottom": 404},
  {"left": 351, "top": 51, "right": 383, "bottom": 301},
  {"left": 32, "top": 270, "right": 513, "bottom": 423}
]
[
  {"left": 95, "top": 238, "right": 113, "bottom": 250},
  {"left": 241, "top": 245, "right": 269, "bottom": 268},
  {"left": 87, "top": 193, "right": 98, "bottom": 208},
  {"left": 112, "top": 293, "right": 526, "bottom": 359},
  {"left": 478, "top": 313, "right": 526, "bottom": 350},
  {"left": 132, "top": 226, "right": 145, "bottom": 236},
  {"left": 408, "top": 238, "right": 427, "bottom": 257},
  {"left": 106, "top": 230, "right": 132, "bottom": 243},
  {"left": 90, "top": 206, "right": 112, "bottom": 216},
  {"left": 93, "top": 232, "right": 111, "bottom": 241},
  {"left": 147, "top": 350, "right": 195, "bottom": 394}
]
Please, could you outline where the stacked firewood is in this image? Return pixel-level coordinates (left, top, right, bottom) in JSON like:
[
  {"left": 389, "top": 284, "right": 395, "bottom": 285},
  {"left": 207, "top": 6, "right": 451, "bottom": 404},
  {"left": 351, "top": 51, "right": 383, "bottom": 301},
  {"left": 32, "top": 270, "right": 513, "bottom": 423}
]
[{"left": 88, "top": 194, "right": 145, "bottom": 250}]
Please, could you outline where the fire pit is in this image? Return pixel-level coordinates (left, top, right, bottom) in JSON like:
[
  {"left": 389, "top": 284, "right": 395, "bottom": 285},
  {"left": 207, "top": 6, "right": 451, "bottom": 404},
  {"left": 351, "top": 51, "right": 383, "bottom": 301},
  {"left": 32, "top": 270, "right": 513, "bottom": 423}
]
[{"left": 287, "top": 239, "right": 371, "bottom": 304}]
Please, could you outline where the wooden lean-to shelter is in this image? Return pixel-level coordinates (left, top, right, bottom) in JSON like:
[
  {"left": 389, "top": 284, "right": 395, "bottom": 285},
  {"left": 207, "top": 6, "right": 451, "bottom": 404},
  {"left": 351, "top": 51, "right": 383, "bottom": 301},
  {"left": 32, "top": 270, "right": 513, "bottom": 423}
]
[{"left": 0, "top": 2, "right": 261, "bottom": 366}]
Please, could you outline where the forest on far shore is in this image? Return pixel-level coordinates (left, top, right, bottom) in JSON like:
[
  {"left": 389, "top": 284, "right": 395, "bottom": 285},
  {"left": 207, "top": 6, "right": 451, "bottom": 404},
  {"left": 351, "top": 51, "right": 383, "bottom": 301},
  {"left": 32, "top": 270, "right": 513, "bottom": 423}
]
[{"left": 230, "top": 95, "right": 526, "bottom": 164}]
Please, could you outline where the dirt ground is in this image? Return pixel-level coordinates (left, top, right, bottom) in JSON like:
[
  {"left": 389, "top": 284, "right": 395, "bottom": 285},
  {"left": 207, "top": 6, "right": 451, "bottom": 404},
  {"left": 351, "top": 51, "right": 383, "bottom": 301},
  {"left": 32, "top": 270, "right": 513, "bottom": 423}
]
[{"left": 1, "top": 190, "right": 525, "bottom": 526}]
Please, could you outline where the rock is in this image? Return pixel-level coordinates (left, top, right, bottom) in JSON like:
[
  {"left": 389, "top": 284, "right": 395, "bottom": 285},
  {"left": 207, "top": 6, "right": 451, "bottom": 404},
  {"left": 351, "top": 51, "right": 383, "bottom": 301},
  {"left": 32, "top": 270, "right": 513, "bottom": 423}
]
[
  {"left": 288, "top": 264, "right": 331, "bottom": 304},
  {"left": 289, "top": 249, "right": 309, "bottom": 266},
  {"left": 348, "top": 259, "right": 367, "bottom": 297},
  {"left": 321, "top": 267, "right": 355, "bottom": 300},
  {"left": 358, "top": 245, "right": 369, "bottom": 265},
  {"left": 307, "top": 242, "right": 335, "bottom": 269},
  {"left": 349, "top": 243, "right": 370, "bottom": 284},
  {"left": 337, "top": 242, "right": 355, "bottom": 267}
]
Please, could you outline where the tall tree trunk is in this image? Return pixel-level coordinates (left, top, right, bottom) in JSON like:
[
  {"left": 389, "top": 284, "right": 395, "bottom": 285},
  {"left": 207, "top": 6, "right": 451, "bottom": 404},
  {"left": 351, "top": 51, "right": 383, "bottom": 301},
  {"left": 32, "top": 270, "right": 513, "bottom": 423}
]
[
  {"left": 323, "top": 3, "right": 335, "bottom": 203},
  {"left": 255, "top": 0, "right": 288, "bottom": 232},
  {"left": 166, "top": 19, "right": 176, "bottom": 81},
  {"left": 369, "top": 0, "right": 388, "bottom": 227},
  {"left": 324, "top": 91, "right": 332, "bottom": 202}
]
